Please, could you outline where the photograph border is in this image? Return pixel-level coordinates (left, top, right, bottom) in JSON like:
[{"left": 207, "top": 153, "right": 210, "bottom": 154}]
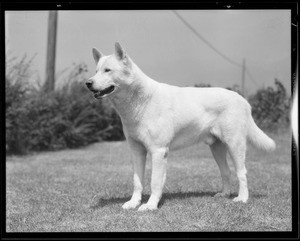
[{"left": 1, "top": 0, "right": 298, "bottom": 239}]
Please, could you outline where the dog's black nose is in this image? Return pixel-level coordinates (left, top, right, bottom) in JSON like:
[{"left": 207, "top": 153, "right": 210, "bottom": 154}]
[{"left": 85, "top": 80, "right": 93, "bottom": 89}]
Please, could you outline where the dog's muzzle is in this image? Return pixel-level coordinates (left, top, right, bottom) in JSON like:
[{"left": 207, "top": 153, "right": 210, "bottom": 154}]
[{"left": 85, "top": 79, "right": 115, "bottom": 98}]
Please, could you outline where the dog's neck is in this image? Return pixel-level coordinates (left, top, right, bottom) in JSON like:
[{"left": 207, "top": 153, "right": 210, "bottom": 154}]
[{"left": 108, "top": 63, "right": 159, "bottom": 124}]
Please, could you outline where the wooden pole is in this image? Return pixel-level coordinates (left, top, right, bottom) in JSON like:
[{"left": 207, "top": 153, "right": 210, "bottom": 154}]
[
  {"left": 241, "top": 58, "right": 246, "bottom": 97},
  {"left": 44, "top": 11, "right": 58, "bottom": 92}
]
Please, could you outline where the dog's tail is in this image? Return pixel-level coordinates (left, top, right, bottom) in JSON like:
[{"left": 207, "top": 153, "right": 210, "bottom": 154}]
[{"left": 247, "top": 115, "right": 276, "bottom": 152}]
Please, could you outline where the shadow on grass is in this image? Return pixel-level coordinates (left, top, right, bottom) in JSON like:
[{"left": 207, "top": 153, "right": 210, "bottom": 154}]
[
  {"left": 158, "top": 191, "right": 216, "bottom": 208},
  {"left": 90, "top": 191, "right": 218, "bottom": 210},
  {"left": 89, "top": 196, "right": 130, "bottom": 210},
  {"left": 159, "top": 191, "right": 267, "bottom": 207},
  {"left": 90, "top": 191, "right": 267, "bottom": 210}
]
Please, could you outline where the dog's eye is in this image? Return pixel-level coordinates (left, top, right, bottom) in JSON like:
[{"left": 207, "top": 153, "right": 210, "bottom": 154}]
[{"left": 104, "top": 68, "right": 111, "bottom": 73}]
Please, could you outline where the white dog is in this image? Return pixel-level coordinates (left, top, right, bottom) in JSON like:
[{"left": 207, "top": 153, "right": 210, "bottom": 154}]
[{"left": 86, "top": 43, "right": 276, "bottom": 211}]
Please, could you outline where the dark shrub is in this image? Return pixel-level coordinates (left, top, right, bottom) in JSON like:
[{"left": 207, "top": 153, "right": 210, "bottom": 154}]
[
  {"left": 5, "top": 55, "right": 36, "bottom": 154},
  {"left": 248, "top": 79, "right": 291, "bottom": 130},
  {"left": 6, "top": 59, "right": 124, "bottom": 155}
]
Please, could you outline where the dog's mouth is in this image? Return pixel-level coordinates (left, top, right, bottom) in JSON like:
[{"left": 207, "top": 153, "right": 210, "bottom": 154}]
[{"left": 92, "top": 85, "right": 115, "bottom": 98}]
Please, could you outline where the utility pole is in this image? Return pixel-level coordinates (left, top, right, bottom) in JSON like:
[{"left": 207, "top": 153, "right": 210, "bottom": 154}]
[
  {"left": 241, "top": 58, "right": 246, "bottom": 97},
  {"left": 43, "top": 11, "right": 58, "bottom": 92}
]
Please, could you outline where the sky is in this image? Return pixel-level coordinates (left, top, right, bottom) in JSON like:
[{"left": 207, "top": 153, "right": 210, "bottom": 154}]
[{"left": 5, "top": 10, "right": 291, "bottom": 96}]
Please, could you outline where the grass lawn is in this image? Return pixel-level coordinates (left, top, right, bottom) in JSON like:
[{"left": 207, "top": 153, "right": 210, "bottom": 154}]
[{"left": 6, "top": 129, "right": 292, "bottom": 232}]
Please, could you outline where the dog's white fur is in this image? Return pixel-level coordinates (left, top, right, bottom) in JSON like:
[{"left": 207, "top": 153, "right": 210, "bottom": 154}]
[{"left": 86, "top": 43, "right": 276, "bottom": 211}]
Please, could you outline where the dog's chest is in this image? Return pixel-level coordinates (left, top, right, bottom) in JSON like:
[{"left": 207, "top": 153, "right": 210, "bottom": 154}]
[
  {"left": 123, "top": 114, "right": 213, "bottom": 151},
  {"left": 122, "top": 113, "right": 174, "bottom": 149}
]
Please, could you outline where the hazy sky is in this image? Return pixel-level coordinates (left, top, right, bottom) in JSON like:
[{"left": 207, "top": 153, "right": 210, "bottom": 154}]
[{"left": 5, "top": 10, "right": 291, "bottom": 95}]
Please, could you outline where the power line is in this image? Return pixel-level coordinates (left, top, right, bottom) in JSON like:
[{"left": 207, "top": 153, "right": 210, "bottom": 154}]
[
  {"left": 172, "top": 10, "right": 243, "bottom": 68},
  {"left": 172, "top": 10, "right": 262, "bottom": 93}
]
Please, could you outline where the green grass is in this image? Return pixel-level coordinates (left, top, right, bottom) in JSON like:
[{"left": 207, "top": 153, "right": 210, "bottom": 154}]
[{"left": 6, "top": 130, "right": 292, "bottom": 232}]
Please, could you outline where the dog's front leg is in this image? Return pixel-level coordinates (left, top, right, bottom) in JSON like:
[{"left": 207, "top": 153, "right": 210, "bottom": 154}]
[
  {"left": 138, "top": 148, "right": 168, "bottom": 211},
  {"left": 122, "top": 140, "right": 146, "bottom": 210}
]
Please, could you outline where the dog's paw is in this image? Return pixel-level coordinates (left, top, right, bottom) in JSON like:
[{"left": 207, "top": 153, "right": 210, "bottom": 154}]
[
  {"left": 137, "top": 203, "right": 158, "bottom": 211},
  {"left": 232, "top": 196, "right": 248, "bottom": 203},
  {"left": 122, "top": 199, "right": 141, "bottom": 210}
]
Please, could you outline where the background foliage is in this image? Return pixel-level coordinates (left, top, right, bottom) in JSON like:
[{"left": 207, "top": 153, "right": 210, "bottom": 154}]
[
  {"left": 248, "top": 79, "right": 291, "bottom": 130},
  {"left": 6, "top": 56, "right": 124, "bottom": 154},
  {"left": 6, "top": 56, "right": 291, "bottom": 155}
]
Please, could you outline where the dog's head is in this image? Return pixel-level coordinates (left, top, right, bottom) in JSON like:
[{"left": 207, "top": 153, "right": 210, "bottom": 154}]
[{"left": 86, "top": 42, "right": 133, "bottom": 99}]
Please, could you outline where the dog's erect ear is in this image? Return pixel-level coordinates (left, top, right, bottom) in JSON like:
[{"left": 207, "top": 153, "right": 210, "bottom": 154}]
[
  {"left": 115, "top": 42, "right": 125, "bottom": 60},
  {"left": 115, "top": 42, "right": 131, "bottom": 66},
  {"left": 92, "top": 48, "right": 103, "bottom": 64}
]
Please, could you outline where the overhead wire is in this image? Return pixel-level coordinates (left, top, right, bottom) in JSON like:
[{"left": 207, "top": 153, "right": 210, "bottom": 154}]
[
  {"left": 172, "top": 10, "right": 243, "bottom": 68},
  {"left": 172, "top": 10, "right": 262, "bottom": 89}
]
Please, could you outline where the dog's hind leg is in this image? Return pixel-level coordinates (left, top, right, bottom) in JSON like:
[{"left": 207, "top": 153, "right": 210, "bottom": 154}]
[
  {"left": 210, "top": 140, "right": 231, "bottom": 198},
  {"left": 122, "top": 139, "right": 147, "bottom": 210},
  {"left": 227, "top": 138, "right": 249, "bottom": 203}
]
